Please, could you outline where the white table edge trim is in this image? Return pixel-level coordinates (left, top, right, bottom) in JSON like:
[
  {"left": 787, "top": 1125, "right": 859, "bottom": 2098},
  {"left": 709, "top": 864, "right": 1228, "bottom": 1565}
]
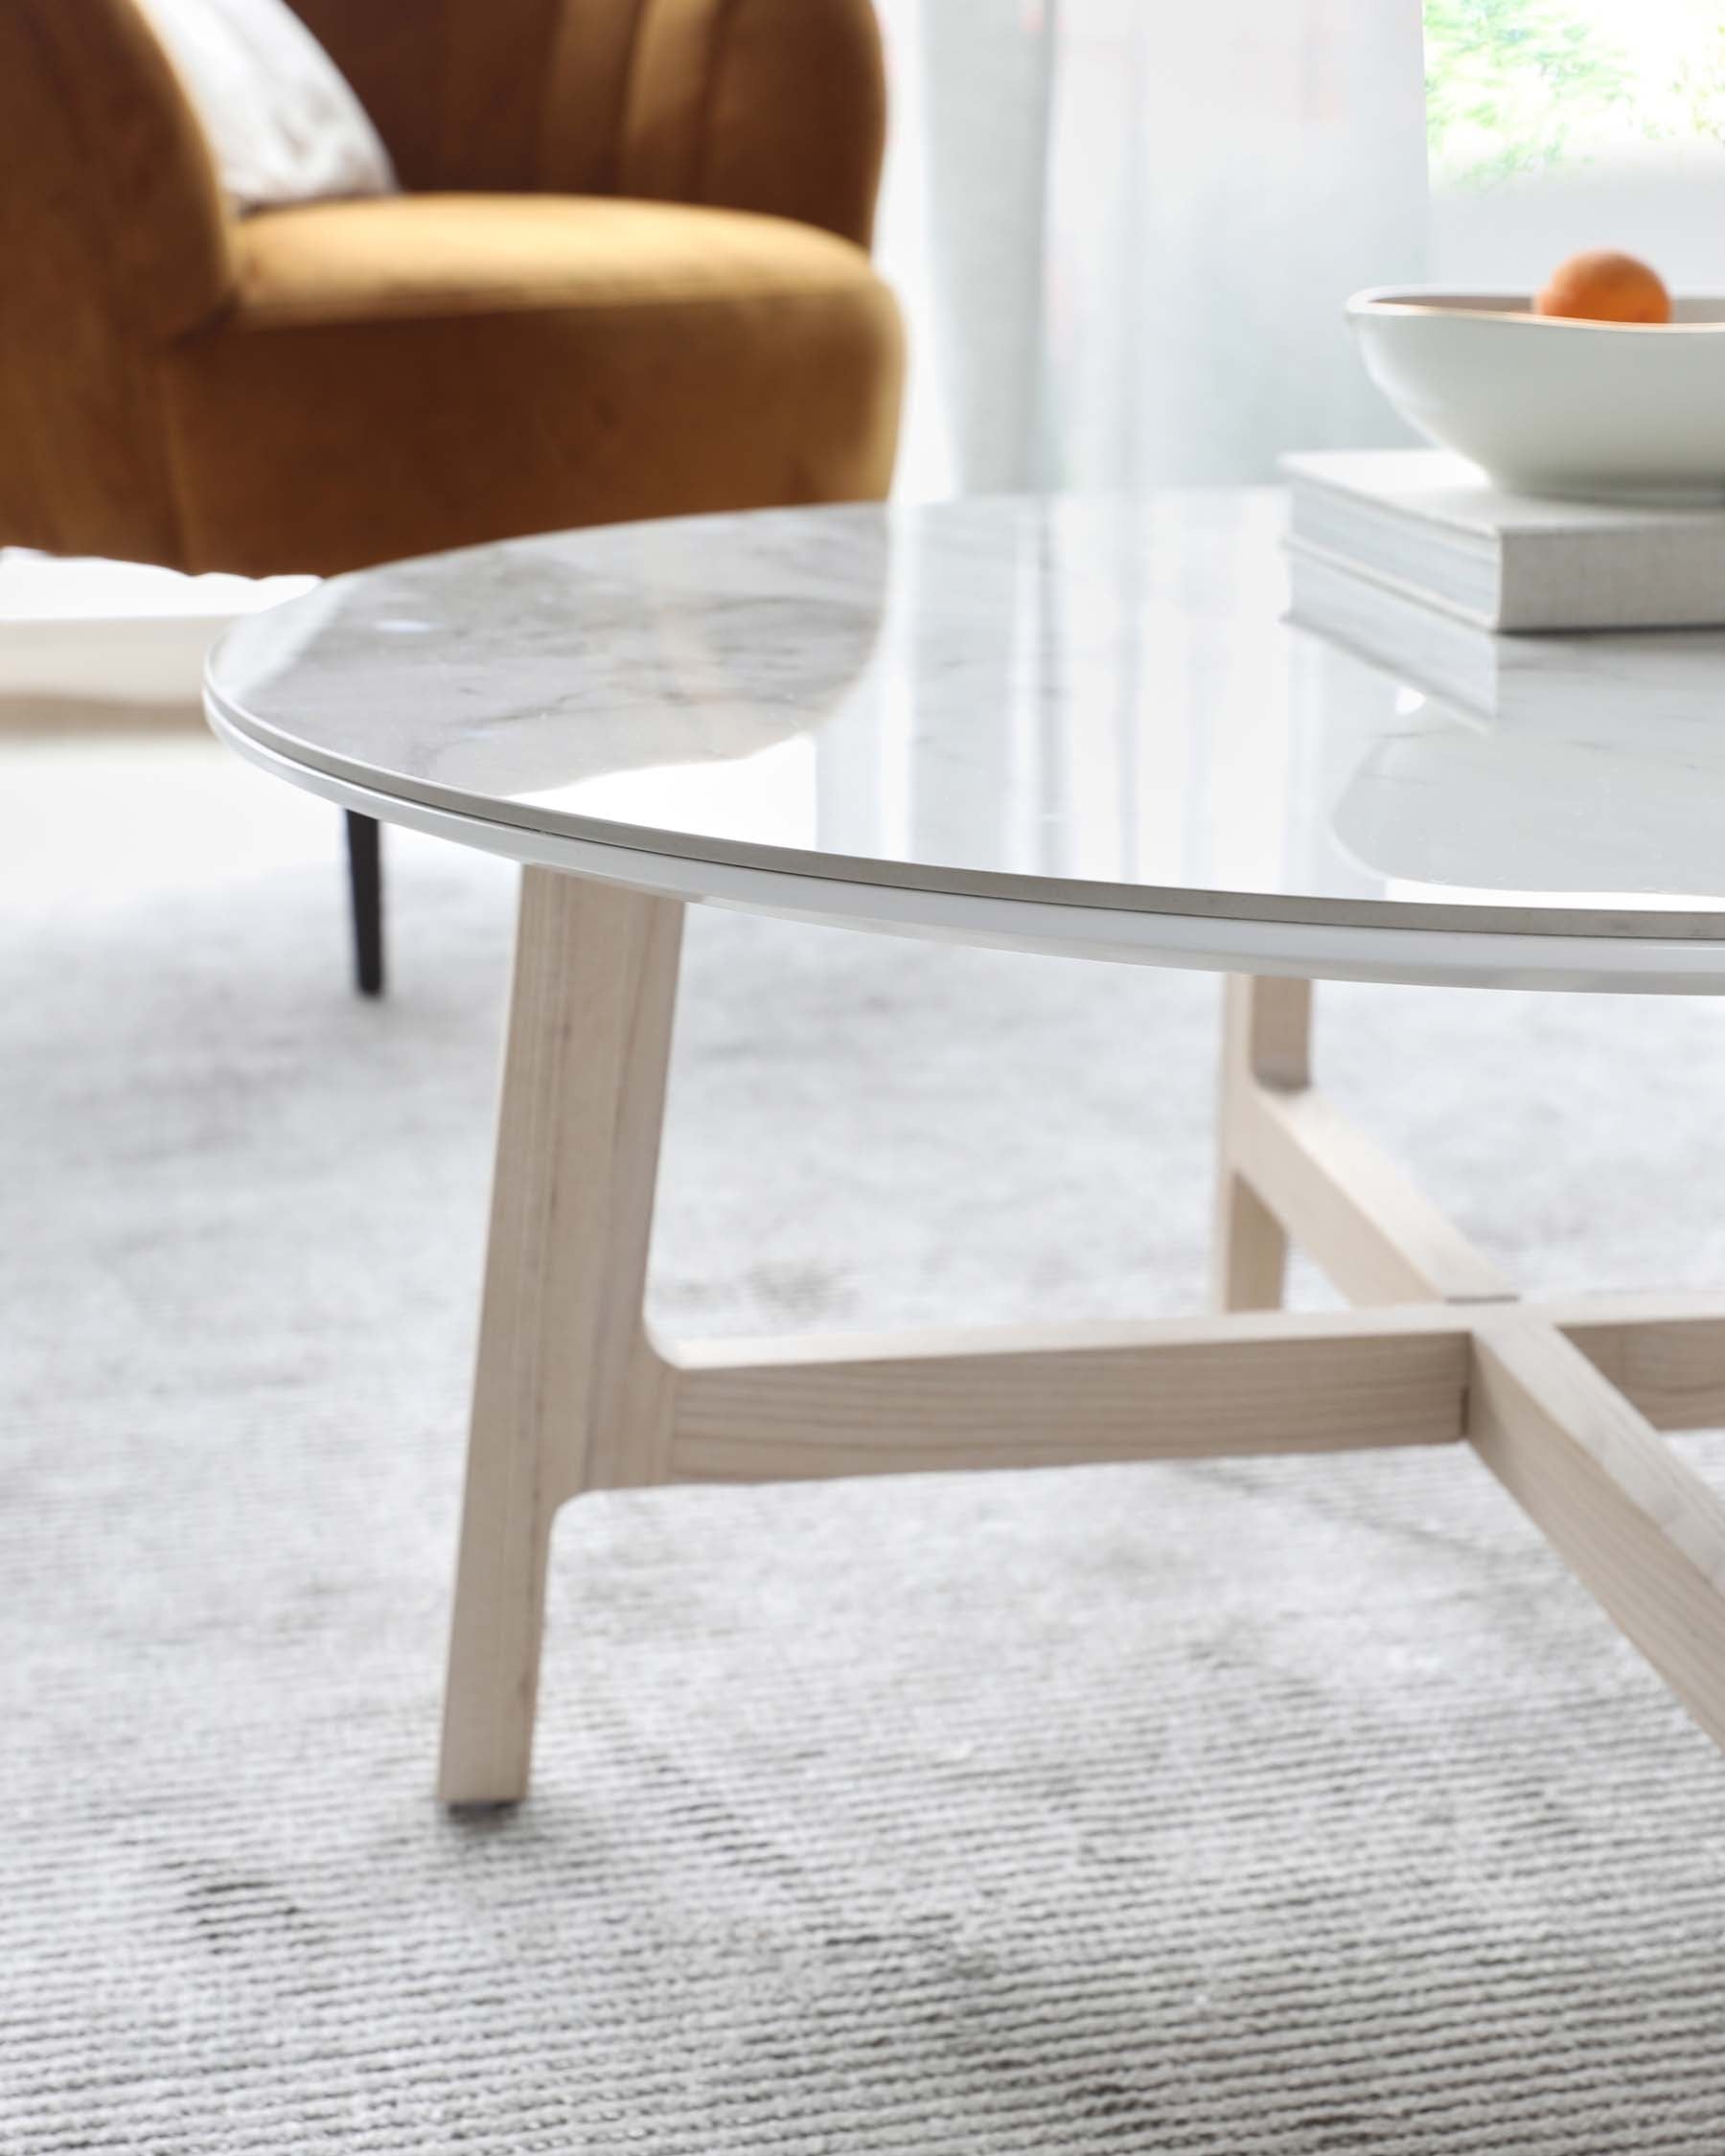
[{"left": 206, "top": 697, "right": 1725, "bottom": 995}]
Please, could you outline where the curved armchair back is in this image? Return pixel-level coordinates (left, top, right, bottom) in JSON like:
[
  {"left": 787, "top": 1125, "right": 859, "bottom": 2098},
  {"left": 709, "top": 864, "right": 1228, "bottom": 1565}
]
[
  {"left": 288, "top": 0, "right": 569, "bottom": 192},
  {"left": 601, "top": 0, "right": 887, "bottom": 246},
  {"left": 0, "top": 0, "right": 235, "bottom": 563},
  {"left": 290, "top": 0, "right": 886, "bottom": 242}
]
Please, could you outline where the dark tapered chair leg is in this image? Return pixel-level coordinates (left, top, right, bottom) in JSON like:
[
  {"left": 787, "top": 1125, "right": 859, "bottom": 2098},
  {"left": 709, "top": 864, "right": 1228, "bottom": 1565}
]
[{"left": 345, "top": 811, "right": 385, "bottom": 998}]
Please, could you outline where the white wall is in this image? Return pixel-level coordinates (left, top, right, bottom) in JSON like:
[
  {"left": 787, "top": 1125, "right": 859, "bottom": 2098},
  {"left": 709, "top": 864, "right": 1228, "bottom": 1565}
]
[{"left": 1432, "top": 145, "right": 1725, "bottom": 294}]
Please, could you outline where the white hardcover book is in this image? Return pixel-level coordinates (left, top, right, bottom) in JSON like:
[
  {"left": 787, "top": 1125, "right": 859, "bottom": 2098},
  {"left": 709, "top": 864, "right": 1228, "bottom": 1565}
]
[
  {"left": 1285, "top": 538, "right": 1725, "bottom": 734},
  {"left": 1281, "top": 449, "right": 1725, "bottom": 631}
]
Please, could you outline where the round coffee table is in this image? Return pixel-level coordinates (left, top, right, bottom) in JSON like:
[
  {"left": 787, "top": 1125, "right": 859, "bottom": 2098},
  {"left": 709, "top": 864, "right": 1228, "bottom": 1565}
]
[{"left": 206, "top": 493, "right": 1725, "bottom": 1805}]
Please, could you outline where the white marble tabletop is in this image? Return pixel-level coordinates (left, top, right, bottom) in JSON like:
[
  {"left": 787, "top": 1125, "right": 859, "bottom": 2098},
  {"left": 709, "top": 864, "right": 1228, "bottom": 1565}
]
[{"left": 205, "top": 493, "right": 1725, "bottom": 992}]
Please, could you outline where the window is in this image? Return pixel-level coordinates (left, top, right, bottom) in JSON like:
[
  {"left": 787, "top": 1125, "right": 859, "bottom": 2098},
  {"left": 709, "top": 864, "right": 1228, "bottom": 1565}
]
[{"left": 1427, "top": 1, "right": 1725, "bottom": 287}]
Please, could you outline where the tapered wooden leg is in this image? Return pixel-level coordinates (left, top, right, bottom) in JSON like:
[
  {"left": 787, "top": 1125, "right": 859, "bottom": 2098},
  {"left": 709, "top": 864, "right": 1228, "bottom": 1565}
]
[
  {"left": 438, "top": 869, "right": 683, "bottom": 1806},
  {"left": 1212, "top": 975, "right": 1312, "bottom": 1312},
  {"left": 427, "top": 894, "right": 1725, "bottom": 1794},
  {"left": 1469, "top": 1312, "right": 1725, "bottom": 1752}
]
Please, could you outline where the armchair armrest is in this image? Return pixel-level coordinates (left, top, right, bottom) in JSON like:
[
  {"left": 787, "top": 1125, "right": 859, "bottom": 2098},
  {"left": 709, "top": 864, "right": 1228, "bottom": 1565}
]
[
  {"left": 4, "top": 0, "right": 235, "bottom": 346},
  {"left": 0, "top": 0, "right": 236, "bottom": 561}
]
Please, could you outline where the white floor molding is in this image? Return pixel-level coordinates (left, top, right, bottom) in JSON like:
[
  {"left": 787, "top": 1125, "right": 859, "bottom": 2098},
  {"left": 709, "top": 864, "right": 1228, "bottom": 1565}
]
[{"left": 0, "top": 554, "right": 311, "bottom": 707}]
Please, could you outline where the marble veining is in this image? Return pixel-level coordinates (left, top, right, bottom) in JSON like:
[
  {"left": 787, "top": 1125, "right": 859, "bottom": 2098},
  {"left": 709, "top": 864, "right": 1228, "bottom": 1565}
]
[{"left": 206, "top": 493, "right": 1725, "bottom": 942}]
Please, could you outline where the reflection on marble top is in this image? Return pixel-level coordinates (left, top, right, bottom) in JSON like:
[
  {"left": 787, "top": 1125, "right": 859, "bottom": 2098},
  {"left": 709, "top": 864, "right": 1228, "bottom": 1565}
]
[{"left": 206, "top": 493, "right": 1725, "bottom": 936}]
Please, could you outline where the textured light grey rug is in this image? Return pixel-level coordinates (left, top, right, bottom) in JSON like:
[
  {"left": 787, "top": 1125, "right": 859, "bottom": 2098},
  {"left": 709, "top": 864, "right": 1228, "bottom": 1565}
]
[{"left": 6, "top": 742, "right": 1725, "bottom": 2151}]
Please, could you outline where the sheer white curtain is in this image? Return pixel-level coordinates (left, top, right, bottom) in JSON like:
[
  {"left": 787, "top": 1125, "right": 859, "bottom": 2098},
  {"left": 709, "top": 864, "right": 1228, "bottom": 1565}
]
[{"left": 874, "top": 0, "right": 1430, "bottom": 497}]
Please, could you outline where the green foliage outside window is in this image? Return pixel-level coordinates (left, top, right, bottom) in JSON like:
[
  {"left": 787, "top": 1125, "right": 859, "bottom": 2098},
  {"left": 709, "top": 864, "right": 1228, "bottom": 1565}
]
[
  {"left": 1668, "top": 26, "right": 1725, "bottom": 148},
  {"left": 1425, "top": 0, "right": 1635, "bottom": 185},
  {"left": 1425, "top": 0, "right": 1725, "bottom": 188}
]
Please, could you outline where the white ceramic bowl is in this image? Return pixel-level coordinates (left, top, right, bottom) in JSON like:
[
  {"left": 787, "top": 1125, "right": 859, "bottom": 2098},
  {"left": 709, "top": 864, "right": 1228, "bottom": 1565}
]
[{"left": 1346, "top": 287, "right": 1725, "bottom": 501}]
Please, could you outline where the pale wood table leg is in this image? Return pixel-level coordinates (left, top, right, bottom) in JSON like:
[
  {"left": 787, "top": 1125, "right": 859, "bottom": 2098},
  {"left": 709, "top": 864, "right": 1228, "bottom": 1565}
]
[
  {"left": 435, "top": 935, "right": 1725, "bottom": 1805},
  {"left": 1212, "top": 975, "right": 1311, "bottom": 1311},
  {"left": 439, "top": 869, "right": 682, "bottom": 1805},
  {"left": 1204, "top": 968, "right": 1725, "bottom": 1753},
  {"left": 1468, "top": 1311, "right": 1725, "bottom": 1752}
]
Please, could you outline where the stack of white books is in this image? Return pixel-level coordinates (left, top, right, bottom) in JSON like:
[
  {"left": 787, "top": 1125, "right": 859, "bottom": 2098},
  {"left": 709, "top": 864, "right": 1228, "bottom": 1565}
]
[{"left": 1281, "top": 448, "right": 1725, "bottom": 721}]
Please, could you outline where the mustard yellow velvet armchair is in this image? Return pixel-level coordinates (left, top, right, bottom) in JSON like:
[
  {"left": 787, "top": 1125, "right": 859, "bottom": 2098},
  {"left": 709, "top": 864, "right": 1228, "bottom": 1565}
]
[{"left": 0, "top": 0, "right": 904, "bottom": 988}]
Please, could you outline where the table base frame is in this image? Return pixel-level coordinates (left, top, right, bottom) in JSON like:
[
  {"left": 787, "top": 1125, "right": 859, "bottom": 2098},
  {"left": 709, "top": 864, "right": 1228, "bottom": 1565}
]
[{"left": 438, "top": 870, "right": 1725, "bottom": 1805}]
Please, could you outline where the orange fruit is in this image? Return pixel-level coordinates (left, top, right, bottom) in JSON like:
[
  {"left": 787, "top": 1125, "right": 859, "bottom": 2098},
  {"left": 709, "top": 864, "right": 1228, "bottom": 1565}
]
[{"left": 1534, "top": 250, "right": 1671, "bottom": 324}]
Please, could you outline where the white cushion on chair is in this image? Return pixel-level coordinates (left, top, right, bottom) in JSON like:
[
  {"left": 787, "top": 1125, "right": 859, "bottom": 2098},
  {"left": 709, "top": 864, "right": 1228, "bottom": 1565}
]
[{"left": 132, "top": 0, "right": 398, "bottom": 213}]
